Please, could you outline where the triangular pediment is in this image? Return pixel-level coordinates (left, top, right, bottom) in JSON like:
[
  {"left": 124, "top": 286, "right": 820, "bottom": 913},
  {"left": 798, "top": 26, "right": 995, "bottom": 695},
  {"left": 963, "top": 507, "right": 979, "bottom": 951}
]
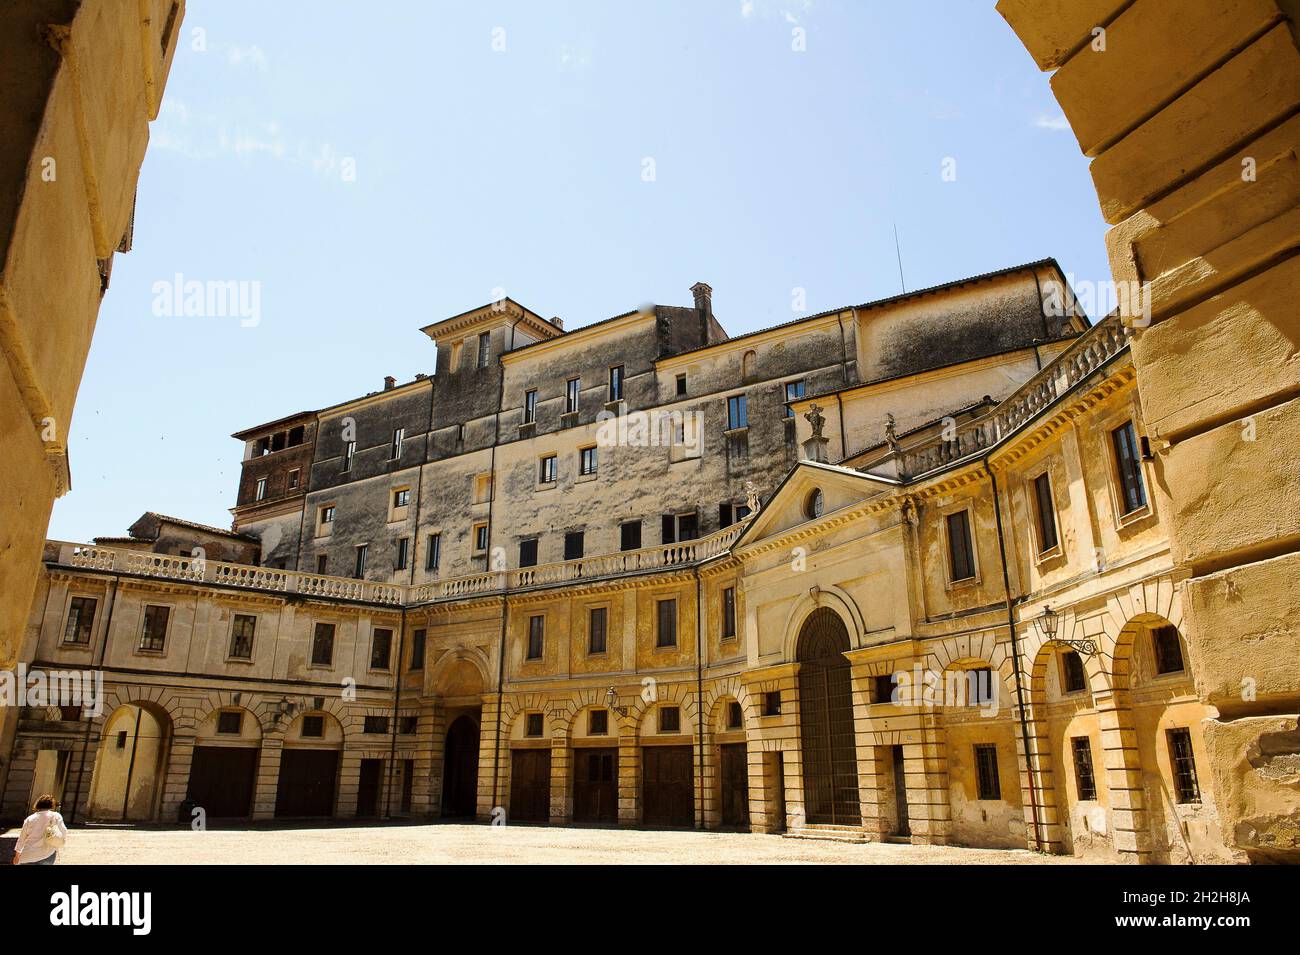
[{"left": 736, "top": 460, "right": 898, "bottom": 549}]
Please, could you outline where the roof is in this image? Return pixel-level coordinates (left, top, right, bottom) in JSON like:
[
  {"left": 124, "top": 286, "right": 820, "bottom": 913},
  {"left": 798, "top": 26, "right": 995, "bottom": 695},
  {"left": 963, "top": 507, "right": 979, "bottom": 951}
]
[
  {"left": 231, "top": 409, "right": 317, "bottom": 441},
  {"left": 135, "top": 512, "right": 259, "bottom": 543}
]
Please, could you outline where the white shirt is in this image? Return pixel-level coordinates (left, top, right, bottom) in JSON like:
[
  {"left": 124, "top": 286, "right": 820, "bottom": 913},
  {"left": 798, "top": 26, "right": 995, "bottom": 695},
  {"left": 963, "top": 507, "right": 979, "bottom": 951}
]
[{"left": 14, "top": 809, "right": 65, "bottom": 863}]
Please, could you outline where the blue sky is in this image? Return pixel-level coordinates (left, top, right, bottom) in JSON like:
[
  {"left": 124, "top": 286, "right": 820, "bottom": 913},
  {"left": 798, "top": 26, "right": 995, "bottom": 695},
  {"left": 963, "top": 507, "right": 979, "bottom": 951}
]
[{"left": 49, "top": 0, "right": 1109, "bottom": 543}]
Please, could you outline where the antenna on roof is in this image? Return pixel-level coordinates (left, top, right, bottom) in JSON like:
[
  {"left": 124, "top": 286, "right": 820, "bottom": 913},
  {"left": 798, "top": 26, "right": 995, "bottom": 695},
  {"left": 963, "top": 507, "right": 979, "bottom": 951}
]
[{"left": 893, "top": 223, "right": 906, "bottom": 294}]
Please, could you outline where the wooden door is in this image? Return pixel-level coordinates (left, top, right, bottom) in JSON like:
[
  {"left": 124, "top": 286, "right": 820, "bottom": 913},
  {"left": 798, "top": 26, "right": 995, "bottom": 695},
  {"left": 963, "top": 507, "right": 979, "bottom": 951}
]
[
  {"left": 642, "top": 745, "right": 694, "bottom": 828},
  {"left": 573, "top": 748, "right": 618, "bottom": 823},
  {"left": 275, "top": 749, "right": 339, "bottom": 817},
  {"left": 187, "top": 746, "right": 258, "bottom": 818},
  {"left": 719, "top": 743, "right": 750, "bottom": 829},
  {"left": 796, "top": 608, "right": 861, "bottom": 826},
  {"left": 356, "top": 758, "right": 382, "bottom": 818},
  {"left": 509, "top": 749, "right": 551, "bottom": 823},
  {"left": 441, "top": 714, "right": 480, "bottom": 818}
]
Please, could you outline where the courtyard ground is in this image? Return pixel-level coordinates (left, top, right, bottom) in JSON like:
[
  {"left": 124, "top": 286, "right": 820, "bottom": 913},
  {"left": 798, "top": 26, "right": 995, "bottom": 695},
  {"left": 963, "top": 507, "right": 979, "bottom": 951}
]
[{"left": 5, "top": 822, "right": 1090, "bottom": 864}]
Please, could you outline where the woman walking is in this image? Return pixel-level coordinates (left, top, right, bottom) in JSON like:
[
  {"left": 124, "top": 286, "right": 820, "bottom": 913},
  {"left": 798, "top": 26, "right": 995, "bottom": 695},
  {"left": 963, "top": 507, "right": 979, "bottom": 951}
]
[{"left": 11, "top": 794, "right": 67, "bottom": 865}]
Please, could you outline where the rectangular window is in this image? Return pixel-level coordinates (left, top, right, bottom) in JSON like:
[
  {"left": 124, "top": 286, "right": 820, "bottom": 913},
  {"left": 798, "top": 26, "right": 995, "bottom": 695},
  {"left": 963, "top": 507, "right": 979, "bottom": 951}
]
[
  {"left": 974, "top": 744, "right": 1001, "bottom": 800},
  {"left": 1032, "top": 471, "right": 1059, "bottom": 553},
  {"left": 395, "top": 537, "right": 409, "bottom": 571},
  {"left": 63, "top": 596, "right": 97, "bottom": 645},
  {"left": 539, "top": 454, "right": 557, "bottom": 484},
  {"left": 656, "top": 598, "right": 677, "bottom": 648},
  {"left": 320, "top": 505, "right": 335, "bottom": 526},
  {"left": 784, "top": 379, "right": 806, "bottom": 417},
  {"left": 473, "top": 523, "right": 489, "bottom": 553},
  {"left": 301, "top": 715, "right": 324, "bottom": 738},
  {"left": 588, "top": 709, "right": 608, "bottom": 735},
  {"left": 391, "top": 428, "right": 405, "bottom": 461},
  {"left": 311, "top": 622, "right": 335, "bottom": 666},
  {"left": 393, "top": 488, "right": 411, "bottom": 508},
  {"left": 658, "top": 706, "right": 680, "bottom": 733},
  {"left": 1061, "top": 651, "right": 1087, "bottom": 693},
  {"left": 425, "top": 533, "right": 441, "bottom": 571},
  {"left": 1111, "top": 420, "right": 1147, "bottom": 515},
  {"left": 1167, "top": 727, "right": 1201, "bottom": 803},
  {"left": 588, "top": 606, "right": 608, "bottom": 654},
  {"left": 217, "top": 711, "right": 243, "bottom": 735},
  {"left": 229, "top": 613, "right": 256, "bottom": 659},
  {"left": 371, "top": 628, "right": 393, "bottom": 670},
  {"left": 1071, "top": 736, "right": 1098, "bottom": 801},
  {"left": 608, "top": 365, "right": 624, "bottom": 402},
  {"left": 946, "top": 510, "right": 976, "bottom": 582},
  {"left": 363, "top": 715, "right": 389, "bottom": 735},
  {"left": 566, "top": 377, "right": 581, "bottom": 414},
  {"left": 675, "top": 373, "right": 687, "bottom": 397},
  {"left": 727, "top": 394, "right": 748, "bottom": 430},
  {"left": 255, "top": 477, "right": 267, "bottom": 501},
  {"left": 518, "top": 538, "right": 539, "bottom": 567},
  {"left": 722, "top": 587, "right": 736, "bottom": 640},
  {"left": 523, "top": 389, "right": 537, "bottom": 424},
  {"left": 288, "top": 468, "right": 300, "bottom": 490},
  {"left": 477, "top": 331, "right": 491, "bottom": 368},
  {"left": 1153, "top": 625, "right": 1185, "bottom": 674},
  {"left": 579, "top": 446, "right": 597, "bottom": 476},
  {"left": 727, "top": 701, "right": 743, "bottom": 729},
  {"left": 620, "top": 520, "right": 642, "bottom": 551},
  {"left": 343, "top": 441, "right": 355, "bottom": 471},
  {"left": 316, "top": 554, "right": 328, "bottom": 575},
  {"left": 525, "top": 712, "right": 544, "bottom": 737},
  {"left": 400, "top": 715, "right": 418, "bottom": 735},
  {"left": 354, "top": 544, "right": 368, "bottom": 579},
  {"left": 873, "top": 674, "right": 895, "bottom": 705},
  {"left": 409, "top": 629, "right": 426, "bottom": 670},
  {"left": 763, "top": 691, "right": 782, "bottom": 716},
  {"left": 527, "top": 615, "right": 544, "bottom": 660},
  {"left": 139, "top": 605, "right": 170, "bottom": 652},
  {"left": 564, "top": 530, "right": 585, "bottom": 561}
]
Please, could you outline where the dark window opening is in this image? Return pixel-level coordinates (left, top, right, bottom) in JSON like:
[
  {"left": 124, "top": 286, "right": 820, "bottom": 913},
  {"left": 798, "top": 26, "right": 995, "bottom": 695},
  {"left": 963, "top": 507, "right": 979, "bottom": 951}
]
[
  {"left": 620, "top": 520, "right": 642, "bottom": 551},
  {"left": 363, "top": 715, "right": 389, "bottom": 735},
  {"left": 311, "top": 622, "right": 335, "bottom": 666},
  {"left": 1112, "top": 420, "right": 1148, "bottom": 515},
  {"left": 1033, "top": 471, "right": 1059, "bottom": 553},
  {"left": 527, "top": 615, "right": 545, "bottom": 660},
  {"left": 1061, "top": 650, "right": 1087, "bottom": 693},
  {"left": 1071, "top": 736, "right": 1098, "bottom": 801},
  {"left": 519, "top": 538, "right": 539, "bottom": 568},
  {"left": 1167, "top": 728, "right": 1201, "bottom": 803},
  {"left": 409, "top": 629, "right": 426, "bottom": 670},
  {"left": 564, "top": 530, "right": 584, "bottom": 561},
  {"left": 658, "top": 706, "right": 680, "bottom": 733},
  {"left": 588, "top": 606, "right": 608, "bottom": 654},
  {"left": 1153, "top": 625, "right": 1185, "bottom": 674},
  {"left": 370, "top": 628, "right": 393, "bottom": 670},
  {"left": 974, "top": 744, "right": 1001, "bottom": 800},
  {"left": 588, "top": 709, "right": 608, "bottom": 735},
  {"left": 656, "top": 598, "right": 677, "bottom": 648},
  {"left": 946, "top": 510, "right": 976, "bottom": 582},
  {"left": 217, "top": 711, "right": 243, "bottom": 735},
  {"left": 525, "top": 712, "right": 544, "bottom": 737}
]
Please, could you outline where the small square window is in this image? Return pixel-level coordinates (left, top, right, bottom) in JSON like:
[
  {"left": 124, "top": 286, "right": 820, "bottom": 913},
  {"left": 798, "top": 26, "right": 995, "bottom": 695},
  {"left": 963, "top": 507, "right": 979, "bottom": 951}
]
[
  {"left": 726, "top": 701, "right": 743, "bottom": 729},
  {"left": 873, "top": 674, "right": 895, "bottom": 705},
  {"left": 579, "top": 446, "right": 597, "bottom": 476},
  {"left": 564, "top": 530, "right": 584, "bottom": 561},
  {"left": 216, "top": 710, "right": 242, "bottom": 735},
  {"left": 539, "top": 455, "right": 558, "bottom": 484},
  {"left": 763, "top": 691, "right": 782, "bottom": 717},
  {"left": 393, "top": 488, "right": 411, "bottom": 508},
  {"left": 1152, "top": 625, "right": 1185, "bottom": 675},
  {"left": 363, "top": 715, "right": 389, "bottom": 735},
  {"left": 301, "top": 715, "right": 324, "bottom": 738},
  {"left": 473, "top": 523, "right": 489, "bottom": 553},
  {"left": 658, "top": 706, "right": 680, "bottom": 733},
  {"left": 525, "top": 712, "right": 544, "bottom": 737},
  {"left": 588, "top": 709, "right": 608, "bottom": 735},
  {"left": 400, "top": 715, "right": 419, "bottom": 735}
]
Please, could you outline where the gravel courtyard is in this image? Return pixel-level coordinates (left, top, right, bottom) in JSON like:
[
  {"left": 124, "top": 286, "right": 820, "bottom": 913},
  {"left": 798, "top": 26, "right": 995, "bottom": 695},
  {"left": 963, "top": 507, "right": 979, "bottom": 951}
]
[{"left": 9, "top": 822, "right": 1087, "bottom": 865}]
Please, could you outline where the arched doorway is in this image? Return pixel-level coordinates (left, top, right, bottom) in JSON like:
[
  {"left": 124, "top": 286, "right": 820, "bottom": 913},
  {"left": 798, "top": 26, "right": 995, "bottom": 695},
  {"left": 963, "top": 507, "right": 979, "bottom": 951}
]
[
  {"left": 87, "top": 702, "right": 173, "bottom": 822},
  {"left": 276, "top": 711, "right": 343, "bottom": 818},
  {"left": 796, "top": 608, "right": 860, "bottom": 826},
  {"left": 441, "top": 714, "right": 480, "bottom": 819}
]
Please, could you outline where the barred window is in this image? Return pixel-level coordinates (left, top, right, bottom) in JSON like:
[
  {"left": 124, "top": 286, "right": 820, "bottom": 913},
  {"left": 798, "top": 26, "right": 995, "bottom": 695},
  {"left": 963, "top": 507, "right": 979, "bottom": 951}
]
[
  {"left": 301, "top": 715, "right": 324, "bottom": 738},
  {"left": 658, "top": 706, "right": 680, "bottom": 733},
  {"left": 1071, "top": 736, "right": 1097, "bottom": 801},
  {"left": 974, "top": 743, "right": 1001, "bottom": 800},
  {"left": 1167, "top": 728, "right": 1201, "bottom": 803}
]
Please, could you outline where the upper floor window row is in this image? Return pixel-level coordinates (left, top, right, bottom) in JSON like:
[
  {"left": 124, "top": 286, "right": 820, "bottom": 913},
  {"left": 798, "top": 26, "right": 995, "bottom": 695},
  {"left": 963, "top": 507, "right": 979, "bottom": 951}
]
[{"left": 253, "top": 425, "right": 306, "bottom": 457}]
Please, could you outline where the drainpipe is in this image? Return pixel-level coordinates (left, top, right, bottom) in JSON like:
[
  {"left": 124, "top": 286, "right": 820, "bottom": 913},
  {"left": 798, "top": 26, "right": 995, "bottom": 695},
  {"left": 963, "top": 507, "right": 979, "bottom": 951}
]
[
  {"left": 68, "top": 572, "right": 120, "bottom": 825},
  {"left": 489, "top": 592, "right": 508, "bottom": 817},
  {"left": 694, "top": 565, "right": 705, "bottom": 831},
  {"left": 986, "top": 458, "right": 1044, "bottom": 851},
  {"left": 384, "top": 606, "right": 406, "bottom": 818}
]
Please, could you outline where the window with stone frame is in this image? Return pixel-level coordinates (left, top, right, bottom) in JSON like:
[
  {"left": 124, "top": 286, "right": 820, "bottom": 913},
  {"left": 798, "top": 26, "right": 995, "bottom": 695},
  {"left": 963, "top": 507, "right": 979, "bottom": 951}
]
[
  {"left": 370, "top": 628, "right": 393, "bottom": 670},
  {"left": 588, "top": 709, "right": 608, "bottom": 735},
  {"left": 946, "top": 509, "right": 976, "bottom": 582},
  {"left": 721, "top": 587, "right": 737, "bottom": 640},
  {"left": 409, "top": 629, "right": 426, "bottom": 670},
  {"left": 301, "top": 715, "right": 324, "bottom": 738},
  {"left": 1167, "top": 727, "right": 1201, "bottom": 803},
  {"left": 588, "top": 606, "right": 608, "bottom": 654},
  {"left": 229, "top": 613, "right": 256, "bottom": 659},
  {"left": 527, "top": 615, "right": 544, "bottom": 660},
  {"left": 974, "top": 743, "right": 1001, "bottom": 800},
  {"left": 656, "top": 598, "right": 677, "bottom": 648},
  {"left": 1060, "top": 650, "right": 1087, "bottom": 693},
  {"left": 1111, "top": 419, "right": 1148, "bottom": 515},
  {"left": 363, "top": 715, "right": 389, "bottom": 735},
  {"left": 525, "top": 712, "right": 544, "bottom": 737},
  {"left": 1071, "top": 736, "right": 1098, "bottom": 801},
  {"left": 1152, "top": 624, "right": 1185, "bottom": 674},
  {"left": 217, "top": 710, "right": 243, "bottom": 735},
  {"left": 311, "top": 622, "right": 335, "bottom": 666},
  {"left": 139, "top": 605, "right": 170, "bottom": 652},
  {"left": 63, "top": 596, "right": 97, "bottom": 645}
]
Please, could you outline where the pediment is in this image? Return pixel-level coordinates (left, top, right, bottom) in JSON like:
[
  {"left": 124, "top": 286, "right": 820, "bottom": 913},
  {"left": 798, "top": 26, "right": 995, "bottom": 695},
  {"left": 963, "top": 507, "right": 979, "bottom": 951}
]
[{"left": 736, "top": 460, "right": 898, "bottom": 549}]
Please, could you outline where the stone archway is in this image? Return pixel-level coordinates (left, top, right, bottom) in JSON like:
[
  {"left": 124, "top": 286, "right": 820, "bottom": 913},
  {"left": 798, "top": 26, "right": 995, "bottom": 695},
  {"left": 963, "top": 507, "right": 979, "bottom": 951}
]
[
  {"left": 441, "top": 713, "right": 481, "bottom": 819},
  {"left": 87, "top": 701, "right": 173, "bottom": 822},
  {"left": 998, "top": 1, "right": 1300, "bottom": 862},
  {"left": 795, "top": 607, "right": 860, "bottom": 827}
]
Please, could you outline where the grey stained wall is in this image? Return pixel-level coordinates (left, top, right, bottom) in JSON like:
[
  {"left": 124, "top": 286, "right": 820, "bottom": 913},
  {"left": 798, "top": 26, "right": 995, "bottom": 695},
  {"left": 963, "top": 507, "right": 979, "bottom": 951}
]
[{"left": 235, "top": 270, "right": 1067, "bottom": 583}]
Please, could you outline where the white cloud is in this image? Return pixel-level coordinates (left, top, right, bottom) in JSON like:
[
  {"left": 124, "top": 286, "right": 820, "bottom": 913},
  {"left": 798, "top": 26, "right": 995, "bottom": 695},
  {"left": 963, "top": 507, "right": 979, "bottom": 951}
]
[
  {"left": 224, "top": 44, "right": 269, "bottom": 71},
  {"left": 741, "top": 1, "right": 754, "bottom": 17},
  {"left": 1035, "top": 113, "right": 1070, "bottom": 131}
]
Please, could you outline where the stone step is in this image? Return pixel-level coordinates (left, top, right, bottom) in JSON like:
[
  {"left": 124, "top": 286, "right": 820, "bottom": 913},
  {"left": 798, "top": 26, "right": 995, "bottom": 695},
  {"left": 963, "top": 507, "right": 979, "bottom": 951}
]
[{"left": 783, "top": 825, "right": 869, "bottom": 844}]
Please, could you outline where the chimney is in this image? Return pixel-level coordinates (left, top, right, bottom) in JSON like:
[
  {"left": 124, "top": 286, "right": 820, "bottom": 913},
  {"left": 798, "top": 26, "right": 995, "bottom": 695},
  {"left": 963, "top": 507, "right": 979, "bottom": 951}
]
[
  {"left": 690, "top": 282, "right": 712, "bottom": 319},
  {"left": 551, "top": 316, "right": 565, "bottom": 331},
  {"left": 383, "top": 375, "right": 396, "bottom": 391}
]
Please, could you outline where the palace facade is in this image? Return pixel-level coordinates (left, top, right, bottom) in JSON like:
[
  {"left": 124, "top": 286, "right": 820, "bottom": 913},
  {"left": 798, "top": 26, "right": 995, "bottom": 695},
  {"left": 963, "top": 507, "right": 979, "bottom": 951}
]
[{"left": 0, "top": 261, "right": 1285, "bottom": 862}]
